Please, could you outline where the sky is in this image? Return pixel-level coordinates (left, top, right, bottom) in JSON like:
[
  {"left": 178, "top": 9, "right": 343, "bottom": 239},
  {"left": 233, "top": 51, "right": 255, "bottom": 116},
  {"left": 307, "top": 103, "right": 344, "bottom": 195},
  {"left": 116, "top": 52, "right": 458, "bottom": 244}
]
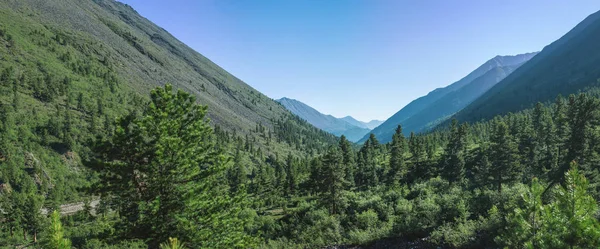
[{"left": 119, "top": 0, "right": 600, "bottom": 122}]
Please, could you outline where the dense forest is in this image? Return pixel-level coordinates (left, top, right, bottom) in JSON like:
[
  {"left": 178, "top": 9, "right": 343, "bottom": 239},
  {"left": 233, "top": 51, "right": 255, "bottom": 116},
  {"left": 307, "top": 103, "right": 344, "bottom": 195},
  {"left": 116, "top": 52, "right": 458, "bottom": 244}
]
[
  {"left": 4, "top": 77, "right": 600, "bottom": 248},
  {"left": 2, "top": 0, "right": 600, "bottom": 248}
]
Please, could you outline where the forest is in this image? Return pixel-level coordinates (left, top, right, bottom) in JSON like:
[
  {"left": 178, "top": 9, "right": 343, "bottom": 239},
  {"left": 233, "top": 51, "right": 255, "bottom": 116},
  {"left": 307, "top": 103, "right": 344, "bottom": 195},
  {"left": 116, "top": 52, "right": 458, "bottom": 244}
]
[
  {"left": 2, "top": 0, "right": 600, "bottom": 248},
  {"left": 3, "top": 74, "right": 600, "bottom": 248}
]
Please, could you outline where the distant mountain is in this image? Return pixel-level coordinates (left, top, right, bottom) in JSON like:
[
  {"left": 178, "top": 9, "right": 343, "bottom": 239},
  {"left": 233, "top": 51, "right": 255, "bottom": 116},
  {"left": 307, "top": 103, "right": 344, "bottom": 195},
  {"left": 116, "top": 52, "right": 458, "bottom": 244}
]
[
  {"left": 341, "top": 116, "right": 383, "bottom": 130},
  {"left": 453, "top": 10, "right": 600, "bottom": 123},
  {"left": 362, "top": 52, "right": 537, "bottom": 143},
  {"left": 277, "top": 98, "right": 371, "bottom": 142},
  {"left": 400, "top": 63, "right": 524, "bottom": 134}
]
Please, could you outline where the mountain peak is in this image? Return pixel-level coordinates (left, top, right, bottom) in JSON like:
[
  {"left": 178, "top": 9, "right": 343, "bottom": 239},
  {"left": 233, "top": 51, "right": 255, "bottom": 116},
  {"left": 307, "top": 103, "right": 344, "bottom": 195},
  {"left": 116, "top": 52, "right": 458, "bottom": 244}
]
[
  {"left": 362, "top": 52, "right": 536, "bottom": 143},
  {"left": 277, "top": 98, "right": 371, "bottom": 142}
]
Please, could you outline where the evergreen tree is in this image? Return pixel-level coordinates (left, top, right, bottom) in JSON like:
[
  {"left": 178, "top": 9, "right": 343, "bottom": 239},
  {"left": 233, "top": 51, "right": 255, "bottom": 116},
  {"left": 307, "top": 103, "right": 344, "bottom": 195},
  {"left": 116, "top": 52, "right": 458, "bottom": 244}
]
[
  {"left": 388, "top": 125, "right": 406, "bottom": 184},
  {"left": 489, "top": 119, "right": 521, "bottom": 192},
  {"left": 321, "top": 146, "right": 347, "bottom": 215},
  {"left": 501, "top": 178, "right": 545, "bottom": 248},
  {"left": 228, "top": 148, "right": 247, "bottom": 194},
  {"left": 285, "top": 153, "right": 297, "bottom": 196},
  {"left": 308, "top": 156, "right": 324, "bottom": 195},
  {"left": 339, "top": 135, "right": 356, "bottom": 188},
  {"left": 43, "top": 210, "right": 72, "bottom": 249},
  {"left": 88, "top": 85, "right": 255, "bottom": 248},
  {"left": 441, "top": 119, "right": 468, "bottom": 184},
  {"left": 542, "top": 163, "right": 600, "bottom": 248}
]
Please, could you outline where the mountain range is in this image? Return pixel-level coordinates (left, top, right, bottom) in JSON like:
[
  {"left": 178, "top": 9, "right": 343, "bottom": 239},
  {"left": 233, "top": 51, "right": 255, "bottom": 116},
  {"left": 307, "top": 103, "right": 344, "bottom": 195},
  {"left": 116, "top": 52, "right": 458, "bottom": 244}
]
[
  {"left": 277, "top": 97, "right": 382, "bottom": 142},
  {"left": 452, "top": 9, "right": 600, "bottom": 123},
  {"left": 362, "top": 52, "right": 538, "bottom": 143}
]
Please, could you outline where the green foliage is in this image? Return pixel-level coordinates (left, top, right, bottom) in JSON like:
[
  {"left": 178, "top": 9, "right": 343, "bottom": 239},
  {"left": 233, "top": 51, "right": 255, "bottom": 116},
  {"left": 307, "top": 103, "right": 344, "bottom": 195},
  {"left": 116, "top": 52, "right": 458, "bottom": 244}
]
[
  {"left": 320, "top": 146, "right": 347, "bottom": 215},
  {"left": 500, "top": 163, "right": 600, "bottom": 248},
  {"left": 159, "top": 237, "right": 185, "bottom": 249},
  {"left": 88, "top": 85, "right": 256, "bottom": 248},
  {"left": 43, "top": 210, "right": 72, "bottom": 249}
]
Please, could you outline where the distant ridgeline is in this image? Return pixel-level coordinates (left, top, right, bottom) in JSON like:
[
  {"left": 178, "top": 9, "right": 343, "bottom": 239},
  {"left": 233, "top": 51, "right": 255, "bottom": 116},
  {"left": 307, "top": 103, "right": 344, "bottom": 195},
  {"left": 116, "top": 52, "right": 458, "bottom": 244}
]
[
  {"left": 364, "top": 52, "right": 538, "bottom": 143},
  {"left": 277, "top": 97, "right": 382, "bottom": 142}
]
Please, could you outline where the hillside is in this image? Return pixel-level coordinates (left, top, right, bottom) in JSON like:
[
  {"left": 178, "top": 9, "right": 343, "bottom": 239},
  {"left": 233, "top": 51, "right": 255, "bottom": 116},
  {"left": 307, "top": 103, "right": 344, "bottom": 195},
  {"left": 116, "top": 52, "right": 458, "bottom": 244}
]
[
  {"left": 277, "top": 97, "right": 371, "bottom": 142},
  {"left": 453, "top": 10, "right": 600, "bottom": 123},
  {"left": 363, "top": 52, "right": 537, "bottom": 143},
  {"left": 397, "top": 63, "right": 524, "bottom": 135},
  {"left": 0, "top": 0, "right": 337, "bottom": 224},
  {"left": 0, "top": 0, "right": 336, "bottom": 149}
]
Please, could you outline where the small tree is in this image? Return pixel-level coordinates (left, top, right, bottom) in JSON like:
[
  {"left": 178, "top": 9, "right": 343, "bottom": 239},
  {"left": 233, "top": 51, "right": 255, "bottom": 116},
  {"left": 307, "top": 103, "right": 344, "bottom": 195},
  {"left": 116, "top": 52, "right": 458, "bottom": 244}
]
[
  {"left": 542, "top": 162, "right": 600, "bottom": 248},
  {"left": 321, "top": 146, "right": 347, "bottom": 215},
  {"left": 43, "top": 210, "right": 71, "bottom": 249},
  {"left": 160, "top": 237, "right": 185, "bottom": 249}
]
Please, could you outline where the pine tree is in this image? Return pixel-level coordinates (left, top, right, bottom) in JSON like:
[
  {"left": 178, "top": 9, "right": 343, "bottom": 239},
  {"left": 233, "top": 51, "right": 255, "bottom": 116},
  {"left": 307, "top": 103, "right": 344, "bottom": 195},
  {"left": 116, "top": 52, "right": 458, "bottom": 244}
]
[
  {"left": 43, "top": 210, "right": 72, "bottom": 249},
  {"left": 408, "top": 132, "right": 427, "bottom": 181},
  {"left": 339, "top": 135, "right": 356, "bottom": 188},
  {"left": 308, "top": 156, "right": 324, "bottom": 195},
  {"left": 542, "top": 162, "right": 600, "bottom": 248},
  {"left": 87, "top": 85, "right": 255, "bottom": 248},
  {"left": 321, "top": 146, "right": 347, "bottom": 215},
  {"left": 441, "top": 119, "right": 468, "bottom": 184},
  {"left": 357, "top": 139, "right": 378, "bottom": 188},
  {"left": 501, "top": 178, "right": 545, "bottom": 248},
  {"left": 388, "top": 125, "right": 406, "bottom": 184},
  {"left": 285, "top": 153, "right": 297, "bottom": 196},
  {"left": 228, "top": 148, "right": 247, "bottom": 194},
  {"left": 489, "top": 119, "right": 521, "bottom": 192}
]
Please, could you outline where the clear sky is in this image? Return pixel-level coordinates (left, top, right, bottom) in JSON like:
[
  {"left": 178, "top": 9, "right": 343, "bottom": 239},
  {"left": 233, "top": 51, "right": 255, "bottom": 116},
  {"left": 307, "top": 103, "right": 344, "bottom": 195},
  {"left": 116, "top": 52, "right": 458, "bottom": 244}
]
[{"left": 119, "top": 0, "right": 600, "bottom": 122}]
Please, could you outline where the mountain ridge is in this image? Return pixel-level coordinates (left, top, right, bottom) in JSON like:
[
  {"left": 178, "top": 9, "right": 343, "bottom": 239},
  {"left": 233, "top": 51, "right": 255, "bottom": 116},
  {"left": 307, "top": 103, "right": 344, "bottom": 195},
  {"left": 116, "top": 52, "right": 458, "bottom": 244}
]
[
  {"left": 277, "top": 97, "right": 373, "bottom": 142},
  {"left": 361, "top": 52, "right": 537, "bottom": 143},
  {"left": 452, "top": 9, "right": 600, "bottom": 123}
]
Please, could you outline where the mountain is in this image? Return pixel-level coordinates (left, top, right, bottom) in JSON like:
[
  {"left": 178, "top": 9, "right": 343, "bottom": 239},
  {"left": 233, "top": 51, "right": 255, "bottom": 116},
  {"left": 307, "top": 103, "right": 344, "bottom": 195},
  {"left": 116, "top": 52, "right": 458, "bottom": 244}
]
[
  {"left": 453, "top": 10, "right": 600, "bottom": 123},
  {"left": 0, "top": 0, "right": 340, "bottom": 214},
  {"left": 362, "top": 52, "right": 537, "bottom": 143},
  {"left": 0, "top": 0, "right": 336, "bottom": 150},
  {"left": 399, "top": 63, "right": 524, "bottom": 135},
  {"left": 341, "top": 116, "right": 383, "bottom": 130},
  {"left": 277, "top": 97, "right": 372, "bottom": 142}
]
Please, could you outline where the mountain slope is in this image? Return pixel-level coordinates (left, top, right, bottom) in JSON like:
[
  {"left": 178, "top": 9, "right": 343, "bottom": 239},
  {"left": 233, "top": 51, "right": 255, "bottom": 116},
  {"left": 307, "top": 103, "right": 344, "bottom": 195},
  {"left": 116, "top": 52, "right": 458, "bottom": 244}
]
[
  {"left": 0, "top": 0, "right": 338, "bottom": 208},
  {"left": 400, "top": 63, "right": 523, "bottom": 135},
  {"left": 362, "top": 52, "right": 537, "bottom": 143},
  {"left": 277, "top": 97, "right": 371, "bottom": 142},
  {"left": 5, "top": 0, "right": 335, "bottom": 142},
  {"left": 341, "top": 116, "right": 383, "bottom": 129},
  {"left": 453, "top": 10, "right": 600, "bottom": 123}
]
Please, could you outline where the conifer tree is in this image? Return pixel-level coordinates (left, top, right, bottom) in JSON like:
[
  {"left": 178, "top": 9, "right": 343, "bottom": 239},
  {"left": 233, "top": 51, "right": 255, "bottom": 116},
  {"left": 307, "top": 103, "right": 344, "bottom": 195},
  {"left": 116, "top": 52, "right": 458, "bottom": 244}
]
[
  {"left": 441, "top": 119, "right": 468, "bottom": 184},
  {"left": 285, "top": 153, "right": 297, "bottom": 196},
  {"left": 339, "top": 135, "right": 356, "bottom": 188},
  {"left": 43, "top": 210, "right": 72, "bottom": 249},
  {"left": 489, "top": 119, "right": 521, "bottom": 192},
  {"left": 321, "top": 146, "right": 347, "bottom": 215},
  {"left": 88, "top": 84, "right": 255, "bottom": 248},
  {"left": 542, "top": 163, "right": 600, "bottom": 248},
  {"left": 388, "top": 125, "right": 406, "bottom": 184}
]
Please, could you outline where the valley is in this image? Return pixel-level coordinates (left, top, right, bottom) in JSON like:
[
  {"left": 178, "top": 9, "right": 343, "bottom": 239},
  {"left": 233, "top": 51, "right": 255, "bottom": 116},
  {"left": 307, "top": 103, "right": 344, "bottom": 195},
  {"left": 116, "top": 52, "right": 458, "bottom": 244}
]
[{"left": 1, "top": 1, "right": 600, "bottom": 249}]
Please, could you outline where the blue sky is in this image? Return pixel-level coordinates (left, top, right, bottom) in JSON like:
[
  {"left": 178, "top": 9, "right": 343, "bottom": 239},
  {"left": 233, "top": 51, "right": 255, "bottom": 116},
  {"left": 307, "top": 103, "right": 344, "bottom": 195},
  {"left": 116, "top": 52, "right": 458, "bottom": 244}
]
[{"left": 119, "top": 0, "right": 600, "bottom": 122}]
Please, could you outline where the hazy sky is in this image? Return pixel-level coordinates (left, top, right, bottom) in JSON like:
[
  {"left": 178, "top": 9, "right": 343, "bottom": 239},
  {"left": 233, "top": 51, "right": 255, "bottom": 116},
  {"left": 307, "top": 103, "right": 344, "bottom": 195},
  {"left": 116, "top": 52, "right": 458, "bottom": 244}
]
[{"left": 119, "top": 0, "right": 600, "bottom": 122}]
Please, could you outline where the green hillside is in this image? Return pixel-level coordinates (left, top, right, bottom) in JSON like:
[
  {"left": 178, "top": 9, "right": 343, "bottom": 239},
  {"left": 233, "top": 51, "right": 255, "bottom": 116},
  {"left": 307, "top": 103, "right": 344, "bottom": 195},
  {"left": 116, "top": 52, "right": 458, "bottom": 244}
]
[
  {"left": 2, "top": 1, "right": 600, "bottom": 249},
  {"left": 454, "top": 10, "right": 600, "bottom": 123},
  {"left": 0, "top": 0, "right": 336, "bottom": 246}
]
